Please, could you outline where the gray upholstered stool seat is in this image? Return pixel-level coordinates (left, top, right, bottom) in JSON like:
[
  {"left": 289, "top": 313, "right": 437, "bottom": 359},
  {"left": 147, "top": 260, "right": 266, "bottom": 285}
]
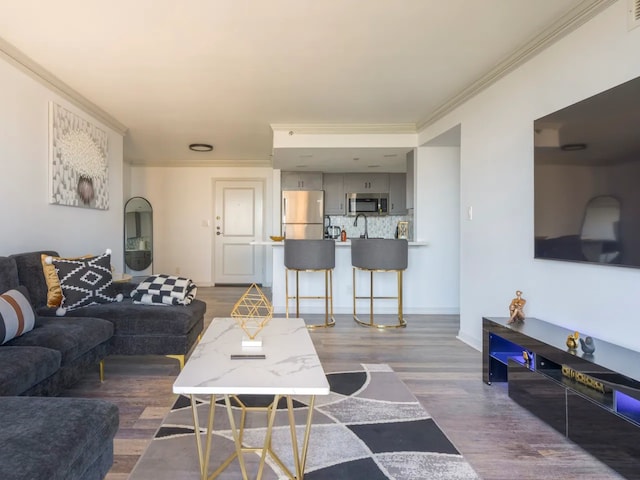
[
  {"left": 284, "top": 239, "right": 336, "bottom": 328},
  {"left": 351, "top": 238, "right": 408, "bottom": 328}
]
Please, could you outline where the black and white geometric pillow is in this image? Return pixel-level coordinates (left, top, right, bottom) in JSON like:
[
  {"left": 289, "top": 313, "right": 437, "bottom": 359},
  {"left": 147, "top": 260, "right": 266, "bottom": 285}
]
[{"left": 49, "top": 250, "right": 123, "bottom": 315}]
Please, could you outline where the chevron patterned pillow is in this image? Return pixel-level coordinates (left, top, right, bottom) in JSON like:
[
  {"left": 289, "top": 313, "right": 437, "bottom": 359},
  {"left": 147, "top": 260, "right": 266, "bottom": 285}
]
[{"left": 49, "top": 250, "right": 123, "bottom": 315}]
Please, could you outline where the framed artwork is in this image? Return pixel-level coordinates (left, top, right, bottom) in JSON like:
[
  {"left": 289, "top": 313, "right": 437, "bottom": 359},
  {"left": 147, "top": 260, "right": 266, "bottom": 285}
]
[{"left": 49, "top": 102, "right": 109, "bottom": 209}]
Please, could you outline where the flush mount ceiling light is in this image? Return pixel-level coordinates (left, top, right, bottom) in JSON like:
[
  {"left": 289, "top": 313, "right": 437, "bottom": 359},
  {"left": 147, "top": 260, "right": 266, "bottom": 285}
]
[
  {"left": 560, "top": 143, "right": 587, "bottom": 151},
  {"left": 189, "top": 143, "right": 214, "bottom": 152}
]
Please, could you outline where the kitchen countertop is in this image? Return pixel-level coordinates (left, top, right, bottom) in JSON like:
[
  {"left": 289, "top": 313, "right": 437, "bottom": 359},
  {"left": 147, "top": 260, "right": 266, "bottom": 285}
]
[{"left": 251, "top": 239, "right": 428, "bottom": 246}]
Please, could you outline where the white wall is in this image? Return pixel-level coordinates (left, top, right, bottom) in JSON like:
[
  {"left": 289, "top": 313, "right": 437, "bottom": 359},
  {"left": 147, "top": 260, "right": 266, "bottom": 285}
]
[
  {"left": 411, "top": 146, "right": 460, "bottom": 313},
  {"left": 419, "top": 1, "right": 640, "bottom": 351},
  {"left": 0, "top": 55, "right": 124, "bottom": 263},
  {"left": 128, "top": 166, "right": 275, "bottom": 286}
]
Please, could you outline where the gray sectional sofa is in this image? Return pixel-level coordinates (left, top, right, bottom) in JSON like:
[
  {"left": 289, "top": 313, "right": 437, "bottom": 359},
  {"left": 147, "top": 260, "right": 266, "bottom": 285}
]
[
  {"left": 0, "top": 250, "right": 207, "bottom": 479},
  {"left": 11, "top": 250, "right": 207, "bottom": 365}
]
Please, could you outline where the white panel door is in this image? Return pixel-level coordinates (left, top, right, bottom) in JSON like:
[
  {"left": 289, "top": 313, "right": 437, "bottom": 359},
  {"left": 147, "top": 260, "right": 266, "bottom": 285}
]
[{"left": 214, "top": 180, "right": 264, "bottom": 284}]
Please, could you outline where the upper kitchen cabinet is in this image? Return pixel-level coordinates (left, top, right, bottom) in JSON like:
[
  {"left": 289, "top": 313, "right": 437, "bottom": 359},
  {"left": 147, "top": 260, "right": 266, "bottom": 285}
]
[
  {"left": 388, "top": 173, "right": 407, "bottom": 214},
  {"left": 281, "top": 171, "right": 323, "bottom": 190},
  {"left": 406, "top": 150, "right": 414, "bottom": 210},
  {"left": 343, "top": 173, "right": 389, "bottom": 193},
  {"left": 323, "top": 173, "right": 345, "bottom": 215}
]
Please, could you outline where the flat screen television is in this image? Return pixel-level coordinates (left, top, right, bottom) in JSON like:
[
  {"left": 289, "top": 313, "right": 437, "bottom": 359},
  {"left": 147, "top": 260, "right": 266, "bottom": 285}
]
[{"left": 534, "top": 76, "right": 640, "bottom": 268}]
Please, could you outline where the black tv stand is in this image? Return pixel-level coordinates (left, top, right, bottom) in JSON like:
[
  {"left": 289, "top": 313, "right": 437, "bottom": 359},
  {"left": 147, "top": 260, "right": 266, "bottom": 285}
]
[{"left": 483, "top": 316, "right": 640, "bottom": 479}]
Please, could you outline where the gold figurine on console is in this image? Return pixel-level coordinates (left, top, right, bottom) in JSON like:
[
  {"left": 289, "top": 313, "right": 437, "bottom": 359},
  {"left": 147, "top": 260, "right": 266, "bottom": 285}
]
[
  {"left": 508, "top": 290, "right": 526, "bottom": 324},
  {"left": 566, "top": 331, "right": 579, "bottom": 350}
]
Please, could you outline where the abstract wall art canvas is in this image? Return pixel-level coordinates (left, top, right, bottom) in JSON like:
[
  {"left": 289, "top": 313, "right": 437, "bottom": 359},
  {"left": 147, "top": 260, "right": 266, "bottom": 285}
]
[{"left": 49, "top": 102, "right": 109, "bottom": 209}]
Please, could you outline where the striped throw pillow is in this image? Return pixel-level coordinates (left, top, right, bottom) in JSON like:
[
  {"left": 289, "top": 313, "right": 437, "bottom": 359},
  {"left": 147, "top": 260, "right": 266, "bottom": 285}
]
[{"left": 0, "top": 286, "right": 36, "bottom": 344}]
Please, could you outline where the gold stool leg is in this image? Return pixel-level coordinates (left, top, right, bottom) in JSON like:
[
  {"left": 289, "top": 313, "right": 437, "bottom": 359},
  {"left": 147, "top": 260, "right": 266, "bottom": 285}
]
[
  {"left": 353, "top": 267, "right": 407, "bottom": 329},
  {"left": 369, "top": 270, "right": 374, "bottom": 326},
  {"left": 398, "top": 270, "right": 405, "bottom": 326},
  {"left": 285, "top": 268, "right": 290, "bottom": 319},
  {"left": 295, "top": 270, "right": 300, "bottom": 318},
  {"left": 303, "top": 268, "right": 335, "bottom": 329},
  {"left": 99, "top": 359, "right": 105, "bottom": 382}
]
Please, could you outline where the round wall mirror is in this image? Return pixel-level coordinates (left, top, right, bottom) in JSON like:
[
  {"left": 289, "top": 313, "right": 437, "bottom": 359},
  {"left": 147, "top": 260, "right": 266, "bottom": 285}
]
[{"left": 124, "top": 197, "right": 153, "bottom": 272}]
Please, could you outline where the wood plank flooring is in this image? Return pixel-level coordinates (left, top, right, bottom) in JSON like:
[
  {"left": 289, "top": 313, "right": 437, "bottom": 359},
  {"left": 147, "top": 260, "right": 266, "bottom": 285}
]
[{"left": 61, "top": 286, "right": 623, "bottom": 479}]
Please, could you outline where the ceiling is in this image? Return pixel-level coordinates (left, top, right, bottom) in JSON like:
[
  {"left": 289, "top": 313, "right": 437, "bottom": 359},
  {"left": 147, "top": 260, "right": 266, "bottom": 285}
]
[{"left": 0, "top": 0, "right": 611, "bottom": 172}]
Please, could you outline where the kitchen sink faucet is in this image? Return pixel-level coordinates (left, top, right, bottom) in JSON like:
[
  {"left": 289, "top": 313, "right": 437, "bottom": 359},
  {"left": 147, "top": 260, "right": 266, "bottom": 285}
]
[{"left": 354, "top": 214, "right": 368, "bottom": 238}]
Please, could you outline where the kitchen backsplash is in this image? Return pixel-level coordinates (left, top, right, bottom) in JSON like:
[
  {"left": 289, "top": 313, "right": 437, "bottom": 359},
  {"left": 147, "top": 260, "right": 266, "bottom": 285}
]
[{"left": 327, "top": 214, "right": 413, "bottom": 240}]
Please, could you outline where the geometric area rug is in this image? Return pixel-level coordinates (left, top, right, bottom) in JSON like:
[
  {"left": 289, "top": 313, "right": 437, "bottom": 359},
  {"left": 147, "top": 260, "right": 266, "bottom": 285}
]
[{"left": 129, "top": 364, "right": 480, "bottom": 479}]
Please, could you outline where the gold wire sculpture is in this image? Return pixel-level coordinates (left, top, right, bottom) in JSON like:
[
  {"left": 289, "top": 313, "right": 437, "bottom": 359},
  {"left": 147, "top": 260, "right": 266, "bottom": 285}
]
[{"left": 230, "top": 283, "right": 274, "bottom": 342}]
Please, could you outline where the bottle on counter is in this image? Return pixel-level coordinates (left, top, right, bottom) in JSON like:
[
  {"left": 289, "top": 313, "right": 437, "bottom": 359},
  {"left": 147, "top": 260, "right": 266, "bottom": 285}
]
[{"left": 340, "top": 226, "right": 347, "bottom": 242}]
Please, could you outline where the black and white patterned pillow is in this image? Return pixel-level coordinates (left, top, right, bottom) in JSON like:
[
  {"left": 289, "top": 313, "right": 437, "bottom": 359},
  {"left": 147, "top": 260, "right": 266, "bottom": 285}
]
[
  {"left": 131, "top": 274, "right": 197, "bottom": 306},
  {"left": 49, "top": 250, "right": 123, "bottom": 315}
]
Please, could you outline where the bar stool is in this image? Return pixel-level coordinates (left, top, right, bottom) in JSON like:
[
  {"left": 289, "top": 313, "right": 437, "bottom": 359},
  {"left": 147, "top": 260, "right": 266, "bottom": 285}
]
[
  {"left": 351, "top": 238, "right": 408, "bottom": 329},
  {"left": 284, "top": 239, "right": 336, "bottom": 328}
]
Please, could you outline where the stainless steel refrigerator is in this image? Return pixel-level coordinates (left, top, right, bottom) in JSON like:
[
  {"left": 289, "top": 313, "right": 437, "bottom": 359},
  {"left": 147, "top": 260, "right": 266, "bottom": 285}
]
[{"left": 282, "top": 190, "right": 325, "bottom": 239}]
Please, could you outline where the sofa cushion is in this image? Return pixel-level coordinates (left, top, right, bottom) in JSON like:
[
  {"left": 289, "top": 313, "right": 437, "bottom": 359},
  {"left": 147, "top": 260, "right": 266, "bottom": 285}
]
[
  {"left": 0, "top": 396, "right": 119, "bottom": 480},
  {"left": 51, "top": 251, "right": 122, "bottom": 314},
  {"left": 61, "top": 298, "right": 206, "bottom": 336},
  {"left": 41, "top": 253, "right": 92, "bottom": 308},
  {"left": 0, "top": 286, "right": 36, "bottom": 344},
  {"left": 10, "top": 251, "right": 59, "bottom": 309},
  {"left": 0, "top": 346, "right": 61, "bottom": 396},
  {"left": 4, "top": 316, "right": 113, "bottom": 365},
  {"left": 0, "top": 256, "right": 20, "bottom": 294}
]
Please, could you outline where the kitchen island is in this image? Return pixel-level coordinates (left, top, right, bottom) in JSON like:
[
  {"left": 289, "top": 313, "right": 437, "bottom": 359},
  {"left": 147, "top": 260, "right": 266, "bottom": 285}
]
[{"left": 252, "top": 239, "right": 428, "bottom": 315}]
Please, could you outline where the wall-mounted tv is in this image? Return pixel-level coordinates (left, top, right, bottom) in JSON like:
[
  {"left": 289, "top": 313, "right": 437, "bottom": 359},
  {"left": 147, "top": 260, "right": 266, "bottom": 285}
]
[{"left": 534, "top": 76, "right": 640, "bottom": 268}]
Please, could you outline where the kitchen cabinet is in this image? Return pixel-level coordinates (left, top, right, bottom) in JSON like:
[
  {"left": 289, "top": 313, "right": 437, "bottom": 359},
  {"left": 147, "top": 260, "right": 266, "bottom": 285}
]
[
  {"left": 343, "top": 173, "right": 389, "bottom": 193},
  {"left": 281, "top": 171, "right": 323, "bottom": 191},
  {"left": 323, "top": 173, "right": 345, "bottom": 215},
  {"left": 388, "top": 173, "right": 407, "bottom": 214},
  {"left": 406, "top": 150, "right": 414, "bottom": 209}
]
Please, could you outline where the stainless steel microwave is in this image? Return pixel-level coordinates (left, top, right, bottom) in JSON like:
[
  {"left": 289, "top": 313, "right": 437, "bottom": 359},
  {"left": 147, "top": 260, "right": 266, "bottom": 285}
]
[{"left": 346, "top": 193, "right": 388, "bottom": 216}]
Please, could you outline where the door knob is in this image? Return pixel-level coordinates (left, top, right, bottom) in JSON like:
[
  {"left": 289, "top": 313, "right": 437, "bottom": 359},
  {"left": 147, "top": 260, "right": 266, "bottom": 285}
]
[{"left": 216, "top": 231, "right": 223, "bottom": 236}]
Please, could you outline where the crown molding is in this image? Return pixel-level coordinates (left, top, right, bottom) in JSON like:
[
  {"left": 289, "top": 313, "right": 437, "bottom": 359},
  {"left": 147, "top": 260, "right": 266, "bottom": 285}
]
[
  {"left": 126, "top": 158, "right": 274, "bottom": 168},
  {"left": 0, "top": 36, "right": 128, "bottom": 135},
  {"left": 271, "top": 123, "right": 417, "bottom": 135},
  {"left": 416, "top": 0, "right": 617, "bottom": 131}
]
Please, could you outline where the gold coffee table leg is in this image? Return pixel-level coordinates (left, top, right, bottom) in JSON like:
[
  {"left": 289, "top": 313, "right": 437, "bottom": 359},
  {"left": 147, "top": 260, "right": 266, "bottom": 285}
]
[
  {"left": 224, "top": 395, "right": 249, "bottom": 480},
  {"left": 190, "top": 394, "right": 217, "bottom": 480}
]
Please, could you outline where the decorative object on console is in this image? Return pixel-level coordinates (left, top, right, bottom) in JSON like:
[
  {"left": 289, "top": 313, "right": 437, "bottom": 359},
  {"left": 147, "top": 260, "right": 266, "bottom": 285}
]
[
  {"left": 230, "top": 283, "right": 273, "bottom": 347},
  {"left": 580, "top": 335, "right": 596, "bottom": 354},
  {"left": 131, "top": 274, "right": 197, "bottom": 306},
  {"left": 0, "top": 286, "right": 36, "bottom": 344},
  {"left": 49, "top": 102, "right": 109, "bottom": 209},
  {"left": 396, "top": 220, "right": 409, "bottom": 239},
  {"left": 507, "top": 290, "right": 526, "bottom": 323},
  {"left": 48, "top": 250, "right": 123, "bottom": 315},
  {"left": 566, "top": 331, "right": 579, "bottom": 350}
]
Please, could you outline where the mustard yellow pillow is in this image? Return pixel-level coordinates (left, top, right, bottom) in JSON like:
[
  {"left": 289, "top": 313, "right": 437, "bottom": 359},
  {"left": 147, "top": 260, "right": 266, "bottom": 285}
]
[{"left": 41, "top": 254, "right": 92, "bottom": 308}]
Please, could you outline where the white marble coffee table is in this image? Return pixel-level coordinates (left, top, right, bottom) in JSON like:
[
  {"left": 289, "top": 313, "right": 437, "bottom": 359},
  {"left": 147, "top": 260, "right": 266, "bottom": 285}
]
[{"left": 173, "top": 317, "right": 329, "bottom": 480}]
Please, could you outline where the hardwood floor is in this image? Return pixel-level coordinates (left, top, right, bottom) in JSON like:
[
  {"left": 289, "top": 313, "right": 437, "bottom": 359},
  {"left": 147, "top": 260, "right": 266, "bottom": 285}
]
[{"left": 62, "top": 286, "right": 623, "bottom": 479}]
